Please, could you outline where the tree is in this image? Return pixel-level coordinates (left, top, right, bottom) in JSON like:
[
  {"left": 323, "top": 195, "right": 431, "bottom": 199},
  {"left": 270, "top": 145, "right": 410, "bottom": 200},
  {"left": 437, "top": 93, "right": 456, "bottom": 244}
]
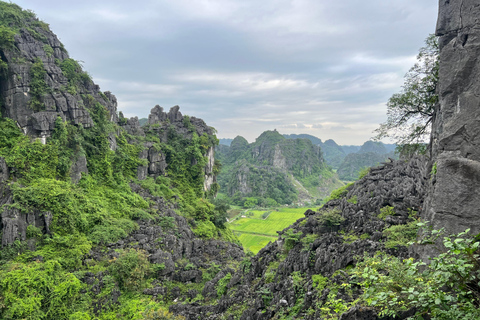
[{"left": 375, "top": 34, "right": 439, "bottom": 149}]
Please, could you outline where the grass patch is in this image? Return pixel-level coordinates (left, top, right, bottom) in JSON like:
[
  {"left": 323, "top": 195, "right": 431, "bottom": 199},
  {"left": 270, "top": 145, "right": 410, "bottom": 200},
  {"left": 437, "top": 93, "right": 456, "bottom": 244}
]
[{"left": 230, "top": 207, "right": 315, "bottom": 253}]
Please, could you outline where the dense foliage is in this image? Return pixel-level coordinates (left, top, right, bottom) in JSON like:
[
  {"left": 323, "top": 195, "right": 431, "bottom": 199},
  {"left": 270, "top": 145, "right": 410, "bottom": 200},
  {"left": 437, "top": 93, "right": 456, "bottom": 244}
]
[{"left": 349, "top": 226, "right": 480, "bottom": 319}]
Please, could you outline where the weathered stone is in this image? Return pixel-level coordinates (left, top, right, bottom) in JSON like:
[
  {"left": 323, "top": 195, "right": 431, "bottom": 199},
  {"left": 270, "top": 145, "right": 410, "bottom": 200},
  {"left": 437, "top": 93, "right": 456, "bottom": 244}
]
[
  {"left": 0, "top": 158, "right": 9, "bottom": 182},
  {"left": 70, "top": 155, "right": 88, "bottom": 183},
  {"left": 423, "top": 0, "right": 480, "bottom": 238},
  {"left": 0, "top": 23, "right": 118, "bottom": 140}
]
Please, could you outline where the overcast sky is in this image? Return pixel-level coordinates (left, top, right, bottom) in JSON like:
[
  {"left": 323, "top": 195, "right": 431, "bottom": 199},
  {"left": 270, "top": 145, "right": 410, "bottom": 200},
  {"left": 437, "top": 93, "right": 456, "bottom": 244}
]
[{"left": 14, "top": 0, "right": 438, "bottom": 144}]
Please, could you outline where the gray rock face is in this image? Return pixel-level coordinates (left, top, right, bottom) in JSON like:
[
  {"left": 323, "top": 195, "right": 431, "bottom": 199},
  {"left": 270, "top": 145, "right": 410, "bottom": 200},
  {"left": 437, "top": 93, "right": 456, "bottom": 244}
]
[
  {"left": 0, "top": 158, "right": 9, "bottom": 182},
  {"left": 203, "top": 147, "right": 216, "bottom": 191},
  {"left": 424, "top": 0, "right": 480, "bottom": 236},
  {"left": 0, "top": 23, "right": 118, "bottom": 140},
  {"left": 130, "top": 105, "right": 217, "bottom": 191},
  {"left": 0, "top": 189, "right": 52, "bottom": 246},
  {"left": 70, "top": 155, "right": 88, "bottom": 184}
]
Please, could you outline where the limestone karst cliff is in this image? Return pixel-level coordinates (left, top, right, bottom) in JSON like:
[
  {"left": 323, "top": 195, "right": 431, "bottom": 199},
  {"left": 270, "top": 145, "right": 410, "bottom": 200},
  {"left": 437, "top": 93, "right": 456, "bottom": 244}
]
[{"left": 424, "top": 0, "right": 480, "bottom": 236}]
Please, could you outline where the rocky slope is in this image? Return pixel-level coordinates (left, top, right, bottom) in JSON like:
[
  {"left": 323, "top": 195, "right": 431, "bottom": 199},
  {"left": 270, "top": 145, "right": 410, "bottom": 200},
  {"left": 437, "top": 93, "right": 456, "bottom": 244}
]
[{"left": 173, "top": 157, "right": 428, "bottom": 319}]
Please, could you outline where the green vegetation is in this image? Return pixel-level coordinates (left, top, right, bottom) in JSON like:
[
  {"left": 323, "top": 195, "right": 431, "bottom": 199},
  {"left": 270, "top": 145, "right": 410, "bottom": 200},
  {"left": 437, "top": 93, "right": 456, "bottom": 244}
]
[
  {"left": 0, "top": 1, "right": 50, "bottom": 46},
  {"left": 216, "top": 273, "right": 232, "bottom": 297},
  {"left": 312, "top": 274, "right": 328, "bottom": 292},
  {"left": 383, "top": 220, "right": 419, "bottom": 249},
  {"left": 283, "top": 229, "right": 303, "bottom": 252},
  {"left": 29, "top": 58, "right": 48, "bottom": 110},
  {"left": 60, "top": 58, "right": 92, "bottom": 95},
  {"left": 378, "top": 205, "right": 395, "bottom": 220},
  {"left": 216, "top": 130, "right": 343, "bottom": 206},
  {"left": 375, "top": 34, "right": 438, "bottom": 146},
  {"left": 349, "top": 228, "right": 480, "bottom": 319},
  {"left": 230, "top": 207, "right": 315, "bottom": 253},
  {"left": 317, "top": 208, "right": 345, "bottom": 230}
]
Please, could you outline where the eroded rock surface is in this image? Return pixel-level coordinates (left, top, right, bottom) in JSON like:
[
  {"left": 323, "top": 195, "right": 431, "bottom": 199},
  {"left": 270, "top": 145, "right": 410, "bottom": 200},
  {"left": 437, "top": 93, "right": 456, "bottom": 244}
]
[
  {"left": 424, "top": 0, "right": 480, "bottom": 236},
  {"left": 0, "top": 24, "right": 118, "bottom": 140}
]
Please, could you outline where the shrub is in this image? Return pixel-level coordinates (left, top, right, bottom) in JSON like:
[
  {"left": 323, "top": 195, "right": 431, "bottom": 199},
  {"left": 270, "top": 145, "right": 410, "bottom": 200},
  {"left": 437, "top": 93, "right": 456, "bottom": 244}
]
[
  {"left": 378, "top": 205, "right": 395, "bottom": 220},
  {"left": 193, "top": 220, "right": 217, "bottom": 239},
  {"left": 29, "top": 58, "right": 48, "bottom": 110},
  {"left": 217, "top": 273, "right": 232, "bottom": 297},
  {"left": 108, "top": 249, "right": 151, "bottom": 291},
  {"left": 383, "top": 220, "right": 419, "bottom": 248},
  {"left": 0, "top": 260, "right": 85, "bottom": 319},
  {"left": 312, "top": 274, "right": 328, "bottom": 292},
  {"left": 350, "top": 228, "right": 480, "bottom": 319},
  {"left": 283, "top": 228, "right": 303, "bottom": 252},
  {"left": 317, "top": 208, "right": 345, "bottom": 230}
]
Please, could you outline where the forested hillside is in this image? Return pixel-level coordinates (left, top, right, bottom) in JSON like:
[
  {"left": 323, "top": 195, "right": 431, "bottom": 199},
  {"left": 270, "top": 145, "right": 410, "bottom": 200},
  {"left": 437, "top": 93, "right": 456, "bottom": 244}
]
[{"left": 216, "top": 130, "right": 343, "bottom": 206}]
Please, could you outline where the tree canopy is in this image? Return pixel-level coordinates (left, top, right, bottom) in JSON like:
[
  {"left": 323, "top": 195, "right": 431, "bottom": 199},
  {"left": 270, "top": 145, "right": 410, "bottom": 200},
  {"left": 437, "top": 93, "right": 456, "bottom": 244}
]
[{"left": 375, "top": 34, "right": 439, "bottom": 148}]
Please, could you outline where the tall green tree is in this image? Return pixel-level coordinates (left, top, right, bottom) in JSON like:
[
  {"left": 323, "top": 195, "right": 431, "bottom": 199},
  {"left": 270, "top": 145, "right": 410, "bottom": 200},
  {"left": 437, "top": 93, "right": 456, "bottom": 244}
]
[{"left": 375, "top": 34, "right": 439, "bottom": 148}]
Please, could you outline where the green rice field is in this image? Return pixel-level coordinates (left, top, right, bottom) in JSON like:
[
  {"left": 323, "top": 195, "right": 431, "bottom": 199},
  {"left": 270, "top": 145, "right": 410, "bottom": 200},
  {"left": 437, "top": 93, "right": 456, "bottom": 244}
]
[{"left": 229, "top": 207, "right": 317, "bottom": 254}]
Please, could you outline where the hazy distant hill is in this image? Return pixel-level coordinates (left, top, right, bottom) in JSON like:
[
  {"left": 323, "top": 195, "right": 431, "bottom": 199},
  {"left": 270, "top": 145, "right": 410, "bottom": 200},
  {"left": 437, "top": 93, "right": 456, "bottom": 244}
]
[
  {"left": 219, "top": 138, "right": 234, "bottom": 146},
  {"left": 283, "top": 134, "right": 346, "bottom": 169},
  {"left": 337, "top": 141, "right": 397, "bottom": 180},
  {"left": 341, "top": 145, "right": 361, "bottom": 154}
]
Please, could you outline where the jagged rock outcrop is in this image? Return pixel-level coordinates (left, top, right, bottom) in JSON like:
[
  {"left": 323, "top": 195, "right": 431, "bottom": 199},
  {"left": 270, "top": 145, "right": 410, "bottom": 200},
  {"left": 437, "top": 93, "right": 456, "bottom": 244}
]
[
  {"left": 87, "top": 183, "right": 244, "bottom": 302},
  {"left": 120, "top": 105, "right": 218, "bottom": 192},
  {"left": 0, "top": 21, "right": 118, "bottom": 140},
  {"left": 0, "top": 190, "right": 52, "bottom": 247},
  {"left": 0, "top": 157, "right": 8, "bottom": 182},
  {"left": 424, "top": 0, "right": 480, "bottom": 236}
]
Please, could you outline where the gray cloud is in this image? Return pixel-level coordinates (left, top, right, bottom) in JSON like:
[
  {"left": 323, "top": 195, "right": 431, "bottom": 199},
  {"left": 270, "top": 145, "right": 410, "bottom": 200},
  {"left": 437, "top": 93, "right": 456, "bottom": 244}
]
[{"left": 14, "top": 0, "right": 438, "bottom": 144}]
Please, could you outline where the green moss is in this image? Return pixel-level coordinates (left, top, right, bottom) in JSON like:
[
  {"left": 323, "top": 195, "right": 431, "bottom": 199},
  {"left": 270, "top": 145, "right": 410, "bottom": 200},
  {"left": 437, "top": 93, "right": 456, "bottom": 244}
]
[{"left": 312, "top": 274, "right": 327, "bottom": 292}]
